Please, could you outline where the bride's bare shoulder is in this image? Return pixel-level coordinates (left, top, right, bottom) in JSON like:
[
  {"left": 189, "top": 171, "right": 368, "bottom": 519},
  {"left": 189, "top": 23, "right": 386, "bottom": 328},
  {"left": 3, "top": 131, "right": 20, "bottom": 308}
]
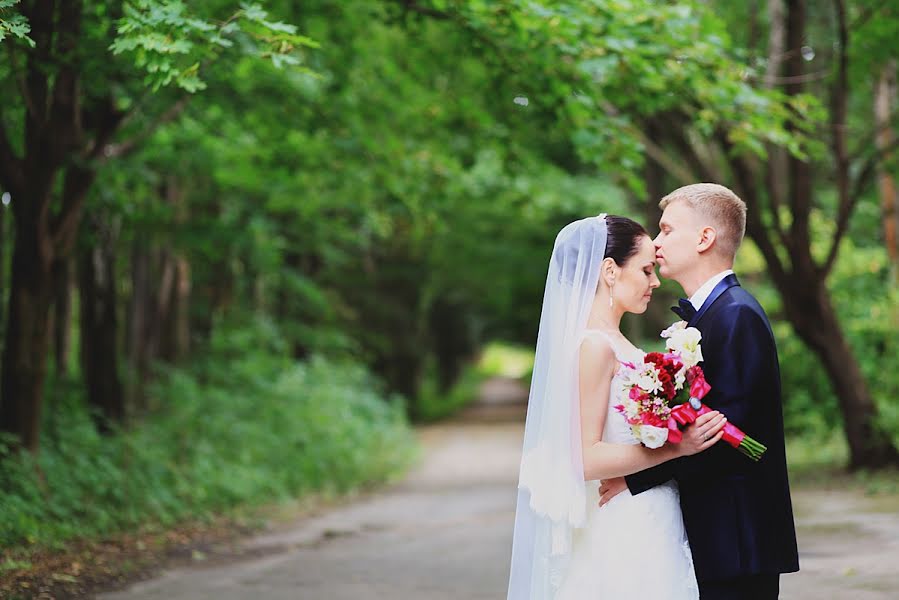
[{"left": 579, "top": 333, "right": 617, "bottom": 377}]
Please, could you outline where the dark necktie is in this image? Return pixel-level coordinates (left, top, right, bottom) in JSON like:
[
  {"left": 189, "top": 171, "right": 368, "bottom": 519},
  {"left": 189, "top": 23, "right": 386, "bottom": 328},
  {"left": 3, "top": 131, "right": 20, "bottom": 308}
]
[{"left": 671, "top": 298, "right": 697, "bottom": 321}]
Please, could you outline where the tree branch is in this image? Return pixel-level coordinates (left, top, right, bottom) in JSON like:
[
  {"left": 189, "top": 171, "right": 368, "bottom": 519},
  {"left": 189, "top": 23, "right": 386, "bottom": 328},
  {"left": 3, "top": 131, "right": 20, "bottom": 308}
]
[
  {"left": 762, "top": 0, "right": 791, "bottom": 249},
  {"left": 96, "top": 96, "right": 191, "bottom": 163},
  {"left": 661, "top": 120, "right": 722, "bottom": 183},
  {"left": 51, "top": 164, "right": 95, "bottom": 254},
  {"left": 4, "top": 39, "right": 40, "bottom": 121},
  {"left": 849, "top": 136, "right": 899, "bottom": 202},
  {"left": 724, "top": 140, "right": 790, "bottom": 286},
  {"left": 48, "top": 0, "right": 84, "bottom": 162},
  {"left": 765, "top": 0, "right": 786, "bottom": 86},
  {"left": 785, "top": 0, "right": 812, "bottom": 266},
  {"left": 822, "top": 0, "right": 851, "bottom": 277},
  {"left": 849, "top": 0, "right": 890, "bottom": 31},
  {"left": 756, "top": 70, "right": 831, "bottom": 85},
  {"left": 847, "top": 103, "right": 899, "bottom": 164},
  {"left": 601, "top": 104, "right": 695, "bottom": 185},
  {"left": 22, "top": 0, "right": 57, "bottom": 160},
  {"left": 397, "top": 0, "right": 453, "bottom": 20}
]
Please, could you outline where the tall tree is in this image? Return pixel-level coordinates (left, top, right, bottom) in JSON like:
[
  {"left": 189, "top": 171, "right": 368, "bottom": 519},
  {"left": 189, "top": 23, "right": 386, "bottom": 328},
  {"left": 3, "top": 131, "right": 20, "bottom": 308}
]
[
  {"left": 874, "top": 59, "right": 898, "bottom": 280},
  {"left": 0, "top": 0, "right": 313, "bottom": 451},
  {"left": 650, "top": 0, "right": 899, "bottom": 467},
  {"left": 410, "top": 0, "right": 899, "bottom": 467}
]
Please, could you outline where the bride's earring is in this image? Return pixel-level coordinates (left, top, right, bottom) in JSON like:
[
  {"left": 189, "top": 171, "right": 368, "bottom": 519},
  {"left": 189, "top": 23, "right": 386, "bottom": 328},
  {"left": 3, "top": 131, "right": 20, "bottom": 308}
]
[{"left": 609, "top": 279, "right": 615, "bottom": 307}]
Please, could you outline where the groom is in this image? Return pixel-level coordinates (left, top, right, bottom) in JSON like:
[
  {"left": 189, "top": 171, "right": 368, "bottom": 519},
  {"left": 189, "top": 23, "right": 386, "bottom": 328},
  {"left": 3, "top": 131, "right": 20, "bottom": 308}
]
[{"left": 606, "top": 184, "right": 799, "bottom": 599}]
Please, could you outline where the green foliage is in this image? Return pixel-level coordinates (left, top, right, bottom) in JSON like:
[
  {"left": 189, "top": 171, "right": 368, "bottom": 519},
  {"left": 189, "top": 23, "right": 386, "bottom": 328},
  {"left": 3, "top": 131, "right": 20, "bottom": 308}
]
[
  {"left": 3, "top": 0, "right": 896, "bottom": 531},
  {"left": 0, "top": 0, "right": 32, "bottom": 45},
  {"left": 0, "top": 322, "right": 416, "bottom": 548},
  {"left": 478, "top": 343, "right": 536, "bottom": 380},
  {"left": 110, "top": 1, "right": 317, "bottom": 91},
  {"left": 415, "top": 362, "right": 486, "bottom": 422},
  {"left": 761, "top": 221, "right": 899, "bottom": 446},
  {"left": 437, "top": 0, "right": 820, "bottom": 194}
]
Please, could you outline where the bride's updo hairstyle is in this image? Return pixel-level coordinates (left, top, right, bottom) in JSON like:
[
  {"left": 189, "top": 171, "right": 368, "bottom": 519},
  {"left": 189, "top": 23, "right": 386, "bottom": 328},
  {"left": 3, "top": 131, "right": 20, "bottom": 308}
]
[
  {"left": 604, "top": 215, "right": 650, "bottom": 266},
  {"left": 552, "top": 214, "right": 648, "bottom": 288}
]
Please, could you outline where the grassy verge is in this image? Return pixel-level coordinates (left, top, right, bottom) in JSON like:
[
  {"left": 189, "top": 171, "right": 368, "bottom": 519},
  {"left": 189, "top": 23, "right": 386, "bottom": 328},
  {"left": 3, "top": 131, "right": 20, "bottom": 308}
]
[
  {"left": 787, "top": 432, "right": 899, "bottom": 494},
  {"left": 0, "top": 323, "right": 417, "bottom": 597},
  {"left": 415, "top": 342, "right": 536, "bottom": 422}
]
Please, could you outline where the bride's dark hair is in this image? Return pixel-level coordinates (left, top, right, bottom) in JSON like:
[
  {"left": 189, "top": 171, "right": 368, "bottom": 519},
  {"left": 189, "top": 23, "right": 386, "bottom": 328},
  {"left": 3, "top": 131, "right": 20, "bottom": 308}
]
[{"left": 604, "top": 215, "right": 650, "bottom": 265}]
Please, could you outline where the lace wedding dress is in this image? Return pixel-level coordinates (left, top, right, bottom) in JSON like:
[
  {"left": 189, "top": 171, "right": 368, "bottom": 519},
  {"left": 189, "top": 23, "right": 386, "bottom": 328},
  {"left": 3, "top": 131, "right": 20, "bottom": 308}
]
[{"left": 555, "top": 330, "right": 699, "bottom": 600}]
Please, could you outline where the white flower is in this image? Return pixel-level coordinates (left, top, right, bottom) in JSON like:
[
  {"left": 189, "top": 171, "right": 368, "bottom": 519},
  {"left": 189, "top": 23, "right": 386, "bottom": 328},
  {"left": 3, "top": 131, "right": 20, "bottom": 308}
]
[
  {"left": 660, "top": 321, "right": 687, "bottom": 339},
  {"left": 637, "top": 371, "right": 662, "bottom": 394},
  {"left": 665, "top": 326, "right": 704, "bottom": 368},
  {"left": 674, "top": 366, "right": 687, "bottom": 389},
  {"left": 639, "top": 425, "right": 670, "bottom": 449},
  {"left": 619, "top": 363, "right": 659, "bottom": 392},
  {"left": 625, "top": 399, "right": 640, "bottom": 419}
]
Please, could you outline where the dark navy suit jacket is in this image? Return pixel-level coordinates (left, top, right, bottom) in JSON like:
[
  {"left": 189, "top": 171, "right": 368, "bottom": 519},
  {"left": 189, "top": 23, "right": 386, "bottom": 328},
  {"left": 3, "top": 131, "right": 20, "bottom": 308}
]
[{"left": 626, "top": 274, "right": 799, "bottom": 582}]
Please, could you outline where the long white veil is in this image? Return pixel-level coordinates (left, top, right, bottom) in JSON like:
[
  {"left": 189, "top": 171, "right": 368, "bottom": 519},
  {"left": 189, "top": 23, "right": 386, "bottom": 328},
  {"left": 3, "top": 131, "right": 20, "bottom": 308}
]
[{"left": 507, "top": 214, "right": 608, "bottom": 600}]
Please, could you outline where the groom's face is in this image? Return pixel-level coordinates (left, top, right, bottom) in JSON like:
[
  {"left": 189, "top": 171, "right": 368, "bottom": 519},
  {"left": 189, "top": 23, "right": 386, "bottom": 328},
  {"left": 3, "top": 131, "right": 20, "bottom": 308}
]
[{"left": 653, "top": 200, "right": 701, "bottom": 280}]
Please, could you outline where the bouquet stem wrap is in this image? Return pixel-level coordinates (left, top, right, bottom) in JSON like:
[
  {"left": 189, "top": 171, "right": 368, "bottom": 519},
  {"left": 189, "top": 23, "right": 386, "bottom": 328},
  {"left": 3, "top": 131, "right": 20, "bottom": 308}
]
[{"left": 667, "top": 401, "right": 767, "bottom": 461}]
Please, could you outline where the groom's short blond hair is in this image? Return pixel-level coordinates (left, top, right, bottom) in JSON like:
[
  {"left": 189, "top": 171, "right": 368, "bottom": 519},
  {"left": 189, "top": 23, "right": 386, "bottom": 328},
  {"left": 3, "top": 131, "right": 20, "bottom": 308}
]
[{"left": 660, "top": 183, "right": 747, "bottom": 259}]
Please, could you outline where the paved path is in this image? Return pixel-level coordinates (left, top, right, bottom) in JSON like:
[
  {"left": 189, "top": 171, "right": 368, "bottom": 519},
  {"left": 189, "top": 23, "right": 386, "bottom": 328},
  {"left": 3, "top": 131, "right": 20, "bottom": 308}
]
[{"left": 100, "top": 378, "right": 899, "bottom": 600}]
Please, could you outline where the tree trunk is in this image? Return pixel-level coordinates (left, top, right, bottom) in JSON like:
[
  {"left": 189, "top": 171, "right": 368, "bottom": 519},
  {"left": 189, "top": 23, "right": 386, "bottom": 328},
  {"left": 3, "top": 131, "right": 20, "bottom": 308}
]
[
  {"left": 770, "top": 0, "right": 896, "bottom": 468},
  {"left": 780, "top": 276, "right": 899, "bottom": 468},
  {"left": 0, "top": 200, "right": 6, "bottom": 342},
  {"left": 158, "top": 252, "right": 191, "bottom": 363},
  {"left": 158, "top": 180, "right": 191, "bottom": 363},
  {"left": 51, "top": 256, "right": 75, "bottom": 376},
  {"left": 764, "top": 0, "right": 789, "bottom": 214},
  {"left": 635, "top": 117, "right": 669, "bottom": 338},
  {"left": 428, "top": 296, "right": 476, "bottom": 393},
  {"left": 126, "top": 237, "right": 154, "bottom": 411},
  {"left": 875, "top": 60, "right": 898, "bottom": 280},
  {"left": 78, "top": 215, "right": 125, "bottom": 432},
  {"left": 0, "top": 209, "right": 54, "bottom": 452}
]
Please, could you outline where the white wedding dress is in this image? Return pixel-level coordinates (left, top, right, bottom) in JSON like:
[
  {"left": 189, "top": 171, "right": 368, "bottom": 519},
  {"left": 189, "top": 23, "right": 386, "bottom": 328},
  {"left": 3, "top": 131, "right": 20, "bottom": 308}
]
[{"left": 555, "top": 330, "right": 699, "bottom": 600}]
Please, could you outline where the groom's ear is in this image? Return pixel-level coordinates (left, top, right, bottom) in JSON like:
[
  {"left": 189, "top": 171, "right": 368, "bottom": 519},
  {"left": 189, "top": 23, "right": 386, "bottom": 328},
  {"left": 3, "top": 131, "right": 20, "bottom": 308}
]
[{"left": 696, "top": 226, "right": 718, "bottom": 254}]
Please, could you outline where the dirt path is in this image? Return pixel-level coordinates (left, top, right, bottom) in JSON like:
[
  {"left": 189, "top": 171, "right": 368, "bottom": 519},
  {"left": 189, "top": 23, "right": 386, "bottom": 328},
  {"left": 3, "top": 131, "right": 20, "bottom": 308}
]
[{"left": 99, "top": 378, "right": 899, "bottom": 599}]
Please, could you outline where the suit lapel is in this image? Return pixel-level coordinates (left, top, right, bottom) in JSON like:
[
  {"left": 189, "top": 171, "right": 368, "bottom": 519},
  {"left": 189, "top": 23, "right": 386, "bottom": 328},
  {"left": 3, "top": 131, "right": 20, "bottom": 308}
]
[{"left": 688, "top": 273, "right": 740, "bottom": 327}]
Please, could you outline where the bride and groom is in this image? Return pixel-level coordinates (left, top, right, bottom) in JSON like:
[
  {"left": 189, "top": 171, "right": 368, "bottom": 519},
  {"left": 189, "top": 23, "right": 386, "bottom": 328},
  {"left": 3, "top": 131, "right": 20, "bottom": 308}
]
[{"left": 507, "top": 184, "right": 799, "bottom": 599}]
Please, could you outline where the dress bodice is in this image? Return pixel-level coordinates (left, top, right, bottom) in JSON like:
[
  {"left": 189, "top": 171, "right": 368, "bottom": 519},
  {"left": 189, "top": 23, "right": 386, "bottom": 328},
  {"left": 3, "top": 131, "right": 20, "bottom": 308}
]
[{"left": 580, "top": 329, "right": 643, "bottom": 446}]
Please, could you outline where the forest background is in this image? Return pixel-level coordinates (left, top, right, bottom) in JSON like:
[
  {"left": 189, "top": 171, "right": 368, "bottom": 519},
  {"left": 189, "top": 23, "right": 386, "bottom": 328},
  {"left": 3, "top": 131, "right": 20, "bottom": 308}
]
[{"left": 0, "top": 0, "right": 897, "bottom": 579}]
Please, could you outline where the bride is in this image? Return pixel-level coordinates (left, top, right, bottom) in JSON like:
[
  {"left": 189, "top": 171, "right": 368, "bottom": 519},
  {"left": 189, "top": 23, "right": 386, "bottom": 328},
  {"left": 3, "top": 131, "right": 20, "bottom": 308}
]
[{"left": 507, "top": 214, "right": 726, "bottom": 600}]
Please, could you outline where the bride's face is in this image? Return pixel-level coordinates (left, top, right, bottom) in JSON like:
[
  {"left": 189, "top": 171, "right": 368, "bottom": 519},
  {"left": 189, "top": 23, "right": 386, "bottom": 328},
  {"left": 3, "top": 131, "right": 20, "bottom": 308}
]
[{"left": 614, "top": 235, "right": 660, "bottom": 314}]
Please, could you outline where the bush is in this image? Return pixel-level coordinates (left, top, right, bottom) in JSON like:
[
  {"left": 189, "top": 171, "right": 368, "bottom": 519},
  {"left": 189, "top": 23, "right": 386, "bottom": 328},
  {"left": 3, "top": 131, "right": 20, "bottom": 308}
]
[{"left": 0, "top": 323, "right": 417, "bottom": 549}]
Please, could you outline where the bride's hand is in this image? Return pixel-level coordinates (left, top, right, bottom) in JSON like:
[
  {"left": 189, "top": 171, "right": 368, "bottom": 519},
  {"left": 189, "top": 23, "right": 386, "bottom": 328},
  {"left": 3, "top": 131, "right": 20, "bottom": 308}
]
[{"left": 678, "top": 410, "right": 726, "bottom": 456}]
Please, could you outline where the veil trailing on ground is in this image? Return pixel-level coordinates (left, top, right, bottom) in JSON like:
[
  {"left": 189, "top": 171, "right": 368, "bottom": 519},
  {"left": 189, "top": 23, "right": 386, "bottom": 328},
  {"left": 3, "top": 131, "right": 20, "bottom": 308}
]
[{"left": 507, "top": 215, "right": 609, "bottom": 599}]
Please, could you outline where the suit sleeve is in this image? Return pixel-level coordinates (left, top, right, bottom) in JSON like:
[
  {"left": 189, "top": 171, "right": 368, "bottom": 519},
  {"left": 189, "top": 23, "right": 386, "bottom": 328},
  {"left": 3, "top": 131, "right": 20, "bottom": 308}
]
[
  {"left": 675, "top": 305, "right": 776, "bottom": 483},
  {"left": 626, "top": 461, "right": 677, "bottom": 495}
]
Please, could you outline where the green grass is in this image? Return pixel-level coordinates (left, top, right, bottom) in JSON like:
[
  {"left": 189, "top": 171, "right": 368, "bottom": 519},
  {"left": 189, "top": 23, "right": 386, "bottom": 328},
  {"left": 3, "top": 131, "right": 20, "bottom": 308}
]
[
  {"left": 787, "top": 432, "right": 899, "bottom": 494},
  {"left": 416, "top": 364, "right": 487, "bottom": 422},
  {"left": 0, "top": 322, "right": 417, "bottom": 550},
  {"left": 477, "top": 342, "right": 535, "bottom": 379},
  {"left": 415, "top": 341, "right": 536, "bottom": 422}
]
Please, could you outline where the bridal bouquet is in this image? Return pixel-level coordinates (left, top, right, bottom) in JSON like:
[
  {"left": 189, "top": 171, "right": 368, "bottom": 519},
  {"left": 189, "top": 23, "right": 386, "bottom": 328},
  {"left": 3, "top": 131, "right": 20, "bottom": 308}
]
[{"left": 614, "top": 321, "right": 767, "bottom": 461}]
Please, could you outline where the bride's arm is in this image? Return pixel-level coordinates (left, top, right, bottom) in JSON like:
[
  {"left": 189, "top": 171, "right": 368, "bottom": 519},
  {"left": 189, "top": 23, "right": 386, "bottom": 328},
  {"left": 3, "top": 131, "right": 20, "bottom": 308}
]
[{"left": 578, "top": 338, "right": 725, "bottom": 481}]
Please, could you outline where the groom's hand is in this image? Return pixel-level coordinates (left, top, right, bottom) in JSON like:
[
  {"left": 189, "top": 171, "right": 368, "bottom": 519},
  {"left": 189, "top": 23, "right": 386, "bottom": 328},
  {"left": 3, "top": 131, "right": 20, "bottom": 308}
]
[{"left": 598, "top": 477, "right": 627, "bottom": 507}]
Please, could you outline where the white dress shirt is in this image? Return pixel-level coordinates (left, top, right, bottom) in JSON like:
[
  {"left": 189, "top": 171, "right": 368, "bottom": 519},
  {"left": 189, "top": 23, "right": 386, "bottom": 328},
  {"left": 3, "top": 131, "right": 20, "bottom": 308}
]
[{"left": 689, "top": 270, "right": 735, "bottom": 311}]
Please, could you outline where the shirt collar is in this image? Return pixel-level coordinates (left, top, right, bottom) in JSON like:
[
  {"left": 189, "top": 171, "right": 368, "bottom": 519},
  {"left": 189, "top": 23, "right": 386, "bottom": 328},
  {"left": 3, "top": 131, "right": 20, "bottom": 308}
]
[{"left": 689, "top": 270, "right": 734, "bottom": 311}]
